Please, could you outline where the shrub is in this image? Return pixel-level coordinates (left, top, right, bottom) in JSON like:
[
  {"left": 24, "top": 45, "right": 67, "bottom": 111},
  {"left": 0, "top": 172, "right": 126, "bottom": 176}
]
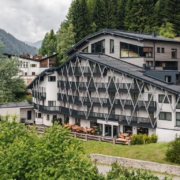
[
  {"left": 143, "top": 134, "right": 151, "bottom": 144},
  {"left": 106, "top": 162, "right": 168, "bottom": 180},
  {"left": 166, "top": 134, "right": 180, "bottom": 164},
  {"left": 151, "top": 134, "right": 158, "bottom": 143},
  {"left": 131, "top": 134, "right": 144, "bottom": 145},
  {"left": 131, "top": 134, "right": 158, "bottom": 145}
]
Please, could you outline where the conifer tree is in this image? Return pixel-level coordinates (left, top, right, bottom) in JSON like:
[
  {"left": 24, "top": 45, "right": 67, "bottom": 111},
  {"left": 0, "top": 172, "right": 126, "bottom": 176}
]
[
  {"left": 38, "top": 32, "right": 49, "bottom": 56},
  {"left": 92, "top": 0, "right": 104, "bottom": 31},
  {"left": 116, "top": 0, "right": 127, "bottom": 30},
  {"left": 56, "top": 22, "right": 75, "bottom": 65},
  {"left": 166, "top": 0, "right": 180, "bottom": 35},
  {"left": 68, "top": 0, "right": 90, "bottom": 43},
  {"left": 101, "top": 0, "right": 117, "bottom": 29},
  {"left": 153, "top": 0, "right": 169, "bottom": 27}
]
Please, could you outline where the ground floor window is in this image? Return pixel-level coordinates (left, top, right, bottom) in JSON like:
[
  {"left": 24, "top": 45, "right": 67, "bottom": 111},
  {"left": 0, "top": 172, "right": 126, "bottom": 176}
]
[
  {"left": 75, "top": 118, "right": 80, "bottom": 126},
  {"left": 98, "top": 124, "right": 103, "bottom": 136},
  {"left": 137, "top": 127, "right": 148, "bottom": 135},
  {"left": 64, "top": 115, "right": 69, "bottom": 124},
  {"left": 123, "top": 126, "right": 132, "bottom": 134},
  {"left": 53, "top": 115, "right": 57, "bottom": 120},
  {"left": 90, "top": 121, "right": 98, "bottom": 128},
  {"left": 36, "top": 112, "right": 41, "bottom": 118},
  {"left": 47, "top": 115, "right": 49, "bottom": 120},
  {"left": 113, "top": 126, "right": 118, "bottom": 137},
  {"left": 105, "top": 125, "right": 112, "bottom": 136}
]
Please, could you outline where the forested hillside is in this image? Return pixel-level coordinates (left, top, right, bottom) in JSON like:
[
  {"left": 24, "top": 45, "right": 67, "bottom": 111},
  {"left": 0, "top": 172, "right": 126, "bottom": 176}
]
[
  {"left": 0, "top": 29, "right": 38, "bottom": 55},
  {"left": 39, "top": 0, "right": 180, "bottom": 65}
]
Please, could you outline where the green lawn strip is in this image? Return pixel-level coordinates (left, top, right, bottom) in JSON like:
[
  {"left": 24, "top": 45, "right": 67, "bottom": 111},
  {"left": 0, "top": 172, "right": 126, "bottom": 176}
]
[{"left": 82, "top": 140, "right": 179, "bottom": 166}]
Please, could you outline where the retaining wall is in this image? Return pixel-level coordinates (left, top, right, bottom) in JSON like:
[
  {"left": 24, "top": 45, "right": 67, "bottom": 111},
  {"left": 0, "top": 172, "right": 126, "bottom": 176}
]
[{"left": 90, "top": 154, "right": 180, "bottom": 176}]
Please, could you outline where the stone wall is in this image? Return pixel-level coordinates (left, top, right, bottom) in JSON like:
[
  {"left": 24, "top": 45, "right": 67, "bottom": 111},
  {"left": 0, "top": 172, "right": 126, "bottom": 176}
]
[{"left": 90, "top": 154, "right": 180, "bottom": 176}]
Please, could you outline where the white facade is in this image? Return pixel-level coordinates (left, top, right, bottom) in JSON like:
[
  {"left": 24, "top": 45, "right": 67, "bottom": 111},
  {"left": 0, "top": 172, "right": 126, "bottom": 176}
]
[
  {"left": 0, "top": 102, "right": 34, "bottom": 124},
  {"left": 27, "top": 30, "right": 180, "bottom": 142}
]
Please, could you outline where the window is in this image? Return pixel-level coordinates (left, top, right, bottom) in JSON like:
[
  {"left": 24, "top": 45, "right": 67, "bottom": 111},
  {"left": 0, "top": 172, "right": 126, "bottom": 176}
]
[
  {"left": 176, "top": 112, "right": 180, "bottom": 126},
  {"left": 32, "top": 72, "right": 35, "bottom": 75},
  {"left": 75, "top": 118, "right": 80, "bottom": 126},
  {"left": 120, "top": 42, "right": 153, "bottom": 58},
  {"left": 48, "top": 76, "right": 56, "bottom": 81},
  {"left": 159, "top": 112, "right": 172, "bottom": 121},
  {"left": 137, "top": 127, "right": 148, "bottom": 135},
  {"left": 147, "top": 61, "right": 153, "bottom": 67},
  {"left": 82, "top": 47, "right": 88, "bottom": 53},
  {"left": 48, "top": 101, "right": 56, "bottom": 106},
  {"left": 161, "top": 48, "right": 165, "bottom": 53},
  {"left": 165, "top": 76, "right": 171, "bottom": 83},
  {"left": 30, "top": 64, "right": 37, "bottom": 67},
  {"left": 172, "top": 49, "right": 177, "bottom": 59},
  {"left": 123, "top": 126, "right": 132, "bottom": 134},
  {"left": 157, "top": 47, "right": 160, "bottom": 53},
  {"left": 110, "top": 39, "right": 114, "bottom": 53},
  {"left": 91, "top": 40, "right": 105, "bottom": 53},
  {"left": 26, "top": 62, "right": 28, "bottom": 68},
  {"left": 159, "top": 95, "right": 172, "bottom": 103},
  {"left": 90, "top": 121, "right": 98, "bottom": 128},
  {"left": 36, "top": 113, "right": 41, "bottom": 118},
  {"left": 47, "top": 115, "right": 49, "bottom": 120},
  {"left": 25, "top": 72, "right": 27, "bottom": 76}
]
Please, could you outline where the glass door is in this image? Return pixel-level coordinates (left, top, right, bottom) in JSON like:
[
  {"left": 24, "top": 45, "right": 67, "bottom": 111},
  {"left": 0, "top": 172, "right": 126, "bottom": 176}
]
[{"left": 105, "top": 125, "right": 111, "bottom": 136}]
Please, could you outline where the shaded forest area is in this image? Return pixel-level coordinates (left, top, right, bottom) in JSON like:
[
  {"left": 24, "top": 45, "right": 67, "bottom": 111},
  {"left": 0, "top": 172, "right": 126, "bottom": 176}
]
[
  {"left": 0, "top": 29, "right": 38, "bottom": 55},
  {"left": 39, "top": 0, "right": 180, "bottom": 65}
]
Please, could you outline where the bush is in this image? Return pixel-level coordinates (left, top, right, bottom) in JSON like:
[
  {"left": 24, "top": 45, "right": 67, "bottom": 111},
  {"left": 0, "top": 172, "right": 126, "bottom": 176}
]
[
  {"left": 131, "top": 134, "right": 158, "bottom": 145},
  {"left": 131, "top": 134, "right": 144, "bottom": 145},
  {"left": 106, "top": 162, "right": 169, "bottom": 180},
  {"left": 166, "top": 134, "right": 180, "bottom": 164},
  {"left": 151, "top": 134, "right": 158, "bottom": 143}
]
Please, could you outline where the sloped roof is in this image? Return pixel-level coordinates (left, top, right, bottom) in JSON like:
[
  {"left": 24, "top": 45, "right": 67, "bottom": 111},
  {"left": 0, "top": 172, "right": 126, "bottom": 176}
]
[
  {"left": 66, "top": 29, "right": 180, "bottom": 55},
  {"left": 27, "top": 52, "right": 180, "bottom": 95},
  {"left": 3, "top": 53, "right": 58, "bottom": 62}
]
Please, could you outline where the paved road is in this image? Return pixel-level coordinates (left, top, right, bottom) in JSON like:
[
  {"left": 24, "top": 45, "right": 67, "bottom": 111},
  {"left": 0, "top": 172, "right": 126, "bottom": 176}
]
[{"left": 97, "top": 165, "right": 180, "bottom": 180}]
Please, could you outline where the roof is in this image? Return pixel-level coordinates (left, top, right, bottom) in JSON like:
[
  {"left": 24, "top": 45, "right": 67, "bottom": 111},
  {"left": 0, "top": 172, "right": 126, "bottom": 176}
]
[
  {"left": 27, "top": 52, "right": 180, "bottom": 95},
  {"left": 3, "top": 53, "right": 58, "bottom": 62},
  {"left": 66, "top": 29, "right": 180, "bottom": 55},
  {"left": 0, "top": 102, "right": 34, "bottom": 108}
]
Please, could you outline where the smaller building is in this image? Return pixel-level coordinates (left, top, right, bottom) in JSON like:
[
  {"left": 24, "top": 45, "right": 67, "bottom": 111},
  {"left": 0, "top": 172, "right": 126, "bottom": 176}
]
[
  {"left": 0, "top": 102, "right": 35, "bottom": 124},
  {"left": 4, "top": 53, "right": 58, "bottom": 85}
]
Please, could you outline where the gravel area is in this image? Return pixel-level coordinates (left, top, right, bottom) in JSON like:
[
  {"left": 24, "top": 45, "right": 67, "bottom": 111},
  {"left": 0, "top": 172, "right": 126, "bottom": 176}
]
[{"left": 97, "top": 165, "right": 180, "bottom": 180}]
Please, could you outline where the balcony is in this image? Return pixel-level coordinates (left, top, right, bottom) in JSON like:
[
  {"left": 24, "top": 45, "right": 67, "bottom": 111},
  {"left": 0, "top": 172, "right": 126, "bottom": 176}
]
[
  {"left": 58, "top": 66, "right": 101, "bottom": 76},
  {"left": 57, "top": 93, "right": 156, "bottom": 111},
  {"left": 57, "top": 80, "right": 141, "bottom": 93},
  {"left": 34, "top": 103, "right": 153, "bottom": 128},
  {"left": 32, "top": 91, "right": 46, "bottom": 100}
]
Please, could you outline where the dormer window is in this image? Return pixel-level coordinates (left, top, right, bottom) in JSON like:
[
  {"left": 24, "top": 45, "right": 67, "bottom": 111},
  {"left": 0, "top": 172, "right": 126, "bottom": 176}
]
[{"left": 91, "top": 40, "right": 105, "bottom": 53}]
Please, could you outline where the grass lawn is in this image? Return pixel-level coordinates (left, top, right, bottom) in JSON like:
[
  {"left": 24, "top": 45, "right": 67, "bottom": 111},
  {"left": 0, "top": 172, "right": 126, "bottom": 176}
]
[{"left": 82, "top": 140, "right": 178, "bottom": 165}]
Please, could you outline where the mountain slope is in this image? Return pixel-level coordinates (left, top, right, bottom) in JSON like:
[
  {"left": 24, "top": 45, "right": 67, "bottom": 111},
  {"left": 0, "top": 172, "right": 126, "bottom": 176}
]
[
  {"left": 0, "top": 29, "right": 38, "bottom": 55},
  {"left": 25, "top": 40, "right": 42, "bottom": 49}
]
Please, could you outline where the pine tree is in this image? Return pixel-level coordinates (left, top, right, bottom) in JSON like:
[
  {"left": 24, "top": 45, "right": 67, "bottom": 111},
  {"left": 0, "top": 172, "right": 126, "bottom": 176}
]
[
  {"left": 68, "top": 0, "right": 91, "bottom": 43},
  {"left": 38, "top": 32, "right": 49, "bottom": 56},
  {"left": 116, "top": 0, "right": 127, "bottom": 30},
  {"left": 92, "top": 0, "right": 104, "bottom": 31},
  {"left": 153, "top": 0, "right": 169, "bottom": 27},
  {"left": 101, "top": 0, "right": 117, "bottom": 29},
  {"left": 56, "top": 22, "right": 75, "bottom": 65},
  {"left": 166, "top": 0, "right": 180, "bottom": 35}
]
